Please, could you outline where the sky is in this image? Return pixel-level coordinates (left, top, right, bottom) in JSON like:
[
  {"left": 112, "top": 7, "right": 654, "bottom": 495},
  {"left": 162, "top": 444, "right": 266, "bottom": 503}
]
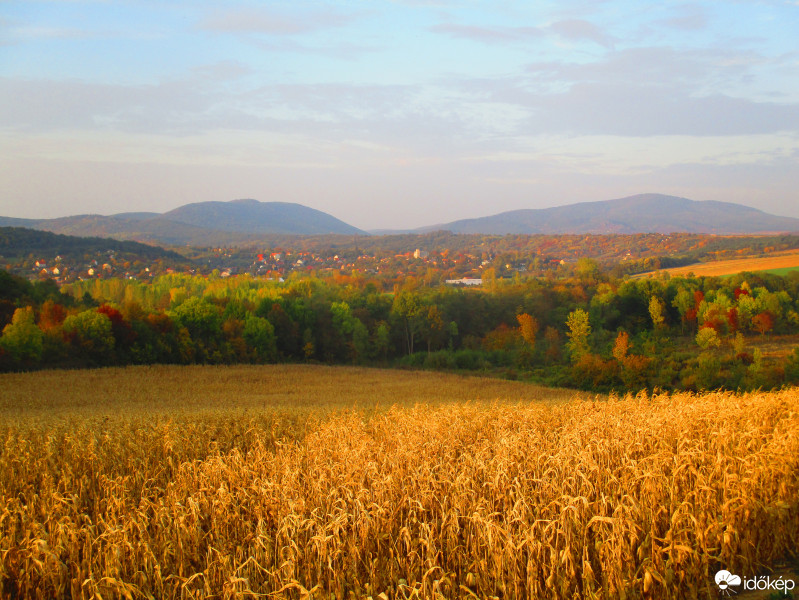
[{"left": 1, "top": 1, "right": 798, "bottom": 231}]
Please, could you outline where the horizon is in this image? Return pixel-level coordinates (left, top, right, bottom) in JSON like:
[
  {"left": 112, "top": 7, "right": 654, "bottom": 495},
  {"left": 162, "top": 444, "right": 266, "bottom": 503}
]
[
  {"left": 5, "top": 192, "right": 799, "bottom": 235},
  {"left": 2, "top": 1, "right": 798, "bottom": 229}
]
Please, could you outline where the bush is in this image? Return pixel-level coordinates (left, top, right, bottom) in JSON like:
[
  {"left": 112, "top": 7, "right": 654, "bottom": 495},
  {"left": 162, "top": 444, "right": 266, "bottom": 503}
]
[
  {"left": 424, "top": 351, "right": 456, "bottom": 370},
  {"left": 453, "top": 349, "right": 488, "bottom": 370}
]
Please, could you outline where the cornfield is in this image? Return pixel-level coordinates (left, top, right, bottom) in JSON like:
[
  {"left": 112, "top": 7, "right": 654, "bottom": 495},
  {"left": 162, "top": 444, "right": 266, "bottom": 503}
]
[{"left": 1, "top": 365, "right": 797, "bottom": 599}]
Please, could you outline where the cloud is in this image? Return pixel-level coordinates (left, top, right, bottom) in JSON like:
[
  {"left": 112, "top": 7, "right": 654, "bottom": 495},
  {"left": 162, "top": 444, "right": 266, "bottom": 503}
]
[
  {"left": 198, "top": 7, "right": 357, "bottom": 35},
  {"left": 528, "top": 82, "right": 799, "bottom": 136},
  {"left": 525, "top": 46, "right": 757, "bottom": 89},
  {"left": 430, "top": 18, "right": 615, "bottom": 47},
  {"left": 429, "top": 23, "right": 544, "bottom": 44},
  {"left": 655, "top": 3, "right": 709, "bottom": 31},
  {"left": 4, "top": 41, "right": 797, "bottom": 151},
  {"left": 252, "top": 38, "right": 380, "bottom": 59},
  {"left": 440, "top": 43, "right": 799, "bottom": 138},
  {"left": 548, "top": 19, "right": 616, "bottom": 47}
]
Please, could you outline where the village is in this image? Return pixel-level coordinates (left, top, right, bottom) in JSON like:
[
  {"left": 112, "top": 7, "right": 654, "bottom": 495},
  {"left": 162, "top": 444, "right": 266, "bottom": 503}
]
[{"left": 13, "top": 245, "right": 569, "bottom": 287}]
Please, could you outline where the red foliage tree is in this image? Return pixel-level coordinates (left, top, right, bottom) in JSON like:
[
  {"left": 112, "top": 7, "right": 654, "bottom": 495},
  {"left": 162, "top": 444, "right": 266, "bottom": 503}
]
[
  {"left": 727, "top": 307, "right": 739, "bottom": 333},
  {"left": 752, "top": 311, "right": 774, "bottom": 336}
]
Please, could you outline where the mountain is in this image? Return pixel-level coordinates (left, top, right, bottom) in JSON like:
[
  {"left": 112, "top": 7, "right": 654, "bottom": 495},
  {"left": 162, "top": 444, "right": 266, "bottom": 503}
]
[
  {"left": 162, "top": 199, "right": 363, "bottom": 235},
  {"left": 0, "top": 200, "right": 365, "bottom": 246},
  {"left": 422, "top": 194, "right": 799, "bottom": 235}
]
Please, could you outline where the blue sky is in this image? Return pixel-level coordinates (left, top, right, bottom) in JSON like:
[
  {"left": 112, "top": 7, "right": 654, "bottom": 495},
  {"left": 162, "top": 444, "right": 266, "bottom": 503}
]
[{"left": 1, "top": 1, "right": 798, "bottom": 230}]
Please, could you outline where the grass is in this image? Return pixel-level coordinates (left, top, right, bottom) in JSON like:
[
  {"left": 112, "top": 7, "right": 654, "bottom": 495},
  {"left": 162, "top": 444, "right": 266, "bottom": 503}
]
[
  {"left": 758, "top": 266, "right": 799, "bottom": 277},
  {"left": 640, "top": 251, "right": 799, "bottom": 278},
  {"left": 1, "top": 365, "right": 798, "bottom": 599}
]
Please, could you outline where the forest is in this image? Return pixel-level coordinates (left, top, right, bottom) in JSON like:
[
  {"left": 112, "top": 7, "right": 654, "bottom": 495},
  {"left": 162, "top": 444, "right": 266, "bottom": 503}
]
[{"left": 2, "top": 263, "right": 799, "bottom": 393}]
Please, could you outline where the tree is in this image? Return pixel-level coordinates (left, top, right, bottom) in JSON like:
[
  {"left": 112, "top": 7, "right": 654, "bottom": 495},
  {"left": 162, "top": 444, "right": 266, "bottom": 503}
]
[
  {"left": 391, "top": 291, "right": 424, "bottom": 355},
  {"left": 752, "top": 311, "right": 774, "bottom": 336},
  {"left": 0, "top": 307, "right": 44, "bottom": 364},
  {"left": 374, "top": 321, "right": 391, "bottom": 362},
  {"left": 695, "top": 327, "right": 721, "bottom": 350},
  {"left": 423, "top": 305, "right": 446, "bottom": 352},
  {"left": 565, "top": 308, "right": 591, "bottom": 362},
  {"left": 352, "top": 319, "right": 370, "bottom": 363},
  {"left": 38, "top": 300, "right": 67, "bottom": 331},
  {"left": 544, "top": 326, "right": 561, "bottom": 363},
  {"left": 168, "top": 297, "right": 221, "bottom": 341},
  {"left": 243, "top": 315, "right": 277, "bottom": 362},
  {"left": 516, "top": 313, "right": 539, "bottom": 347},
  {"left": 672, "top": 287, "right": 693, "bottom": 332},
  {"left": 575, "top": 257, "right": 599, "bottom": 281},
  {"left": 612, "top": 330, "right": 629, "bottom": 364},
  {"left": 648, "top": 296, "right": 666, "bottom": 330},
  {"left": 62, "top": 309, "right": 115, "bottom": 363}
]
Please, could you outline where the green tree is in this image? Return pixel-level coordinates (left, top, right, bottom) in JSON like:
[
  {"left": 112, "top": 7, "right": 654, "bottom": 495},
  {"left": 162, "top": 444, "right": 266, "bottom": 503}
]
[
  {"left": 243, "top": 315, "right": 277, "bottom": 362},
  {"left": 576, "top": 257, "right": 599, "bottom": 281},
  {"left": 374, "top": 321, "right": 391, "bottom": 361},
  {"left": 0, "top": 307, "right": 44, "bottom": 364},
  {"left": 672, "top": 287, "right": 694, "bottom": 332},
  {"left": 352, "top": 320, "right": 370, "bottom": 363},
  {"left": 168, "top": 297, "right": 222, "bottom": 341},
  {"left": 62, "top": 309, "right": 115, "bottom": 363},
  {"left": 391, "top": 291, "right": 424, "bottom": 355}
]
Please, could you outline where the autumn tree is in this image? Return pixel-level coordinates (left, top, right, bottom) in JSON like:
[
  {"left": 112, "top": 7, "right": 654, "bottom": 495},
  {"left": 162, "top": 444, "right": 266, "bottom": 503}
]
[
  {"left": 565, "top": 308, "right": 591, "bottom": 362},
  {"left": 752, "top": 311, "right": 774, "bottom": 336},
  {"left": 648, "top": 296, "right": 666, "bottom": 330},
  {"left": 516, "top": 313, "right": 539, "bottom": 347},
  {"left": 612, "top": 330, "right": 629, "bottom": 364}
]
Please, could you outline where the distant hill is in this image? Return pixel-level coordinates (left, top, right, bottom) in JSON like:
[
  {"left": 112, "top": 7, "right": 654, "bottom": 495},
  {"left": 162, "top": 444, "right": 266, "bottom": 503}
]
[
  {"left": 420, "top": 194, "right": 799, "bottom": 235},
  {"left": 6, "top": 195, "right": 798, "bottom": 243},
  {"left": 0, "top": 200, "right": 365, "bottom": 246},
  {"left": 162, "top": 199, "right": 364, "bottom": 235},
  {"left": 0, "top": 226, "right": 189, "bottom": 263}
]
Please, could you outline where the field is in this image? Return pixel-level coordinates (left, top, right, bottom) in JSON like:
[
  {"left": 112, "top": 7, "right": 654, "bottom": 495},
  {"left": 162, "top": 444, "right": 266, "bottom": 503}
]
[
  {"left": 643, "top": 251, "right": 799, "bottom": 278},
  {"left": 1, "top": 365, "right": 798, "bottom": 599}
]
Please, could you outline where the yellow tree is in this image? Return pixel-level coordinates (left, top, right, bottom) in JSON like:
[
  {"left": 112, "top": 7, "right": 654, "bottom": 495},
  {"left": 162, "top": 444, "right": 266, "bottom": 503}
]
[
  {"left": 566, "top": 308, "right": 591, "bottom": 362},
  {"left": 516, "top": 313, "right": 539, "bottom": 347}
]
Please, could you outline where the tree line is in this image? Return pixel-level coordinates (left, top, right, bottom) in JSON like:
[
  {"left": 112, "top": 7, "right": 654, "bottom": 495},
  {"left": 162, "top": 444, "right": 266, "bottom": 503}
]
[{"left": 2, "top": 267, "right": 799, "bottom": 392}]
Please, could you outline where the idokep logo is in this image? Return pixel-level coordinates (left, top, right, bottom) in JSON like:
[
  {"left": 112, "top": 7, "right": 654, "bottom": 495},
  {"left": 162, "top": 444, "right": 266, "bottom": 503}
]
[
  {"left": 715, "top": 569, "right": 796, "bottom": 596},
  {"left": 715, "top": 571, "right": 741, "bottom": 595}
]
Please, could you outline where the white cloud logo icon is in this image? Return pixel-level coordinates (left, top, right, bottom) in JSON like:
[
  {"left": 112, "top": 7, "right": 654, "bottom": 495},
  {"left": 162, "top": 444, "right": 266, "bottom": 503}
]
[{"left": 715, "top": 570, "right": 742, "bottom": 593}]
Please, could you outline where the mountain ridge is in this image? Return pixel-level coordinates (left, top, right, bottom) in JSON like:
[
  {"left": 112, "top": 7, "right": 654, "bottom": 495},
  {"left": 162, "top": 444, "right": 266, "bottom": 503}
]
[
  {"left": 0, "top": 199, "right": 365, "bottom": 245},
  {"left": 3, "top": 195, "right": 798, "bottom": 245},
  {"left": 411, "top": 194, "right": 799, "bottom": 235}
]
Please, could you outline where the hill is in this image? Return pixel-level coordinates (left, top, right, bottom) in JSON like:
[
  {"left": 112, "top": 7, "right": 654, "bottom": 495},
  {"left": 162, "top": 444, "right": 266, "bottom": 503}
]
[
  {"left": 0, "top": 199, "right": 365, "bottom": 245},
  {"left": 0, "top": 226, "right": 188, "bottom": 261},
  {"left": 0, "top": 227, "right": 193, "bottom": 281},
  {"left": 162, "top": 199, "right": 364, "bottom": 236},
  {"left": 423, "top": 194, "right": 799, "bottom": 235}
]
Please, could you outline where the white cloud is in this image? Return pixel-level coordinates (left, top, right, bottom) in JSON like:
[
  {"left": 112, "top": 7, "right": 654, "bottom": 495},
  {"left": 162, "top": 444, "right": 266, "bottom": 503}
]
[{"left": 198, "top": 7, "right": 358, "bottom": 35}]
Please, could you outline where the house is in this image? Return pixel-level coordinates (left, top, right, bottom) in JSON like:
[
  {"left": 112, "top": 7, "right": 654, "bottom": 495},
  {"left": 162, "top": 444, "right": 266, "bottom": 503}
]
[{"left": 445, "top": 278, "right": 483, "bottom": 286}]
